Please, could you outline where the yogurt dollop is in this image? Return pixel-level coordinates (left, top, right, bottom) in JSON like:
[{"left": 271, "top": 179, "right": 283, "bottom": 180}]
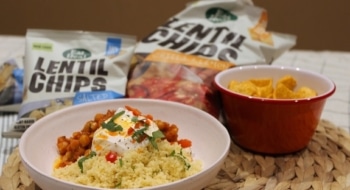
[{"left": 91, "top": 107, "right": 161, "bottom": 156}]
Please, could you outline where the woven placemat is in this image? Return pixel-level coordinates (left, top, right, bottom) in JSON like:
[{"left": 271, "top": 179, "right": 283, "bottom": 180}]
[{"left": 1, "top": 119, "right": 350, "bottom": 190}]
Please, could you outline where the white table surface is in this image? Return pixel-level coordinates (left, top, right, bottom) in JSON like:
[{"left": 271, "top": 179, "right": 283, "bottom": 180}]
[{"left": 0, "top": 35, "right": 349, "bottom": 173}]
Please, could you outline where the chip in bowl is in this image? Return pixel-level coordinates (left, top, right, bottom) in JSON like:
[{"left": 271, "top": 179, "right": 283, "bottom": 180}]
[{"left": 228, "top": 75, "right": 317, "bottom": 99}]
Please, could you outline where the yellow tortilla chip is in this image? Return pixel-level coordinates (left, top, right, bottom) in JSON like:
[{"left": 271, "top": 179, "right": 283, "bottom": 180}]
[
  {"left": 257, "top": 85, "right": 274, "bottom": 98},
  {"left": 228, "top": 75, "right": 317, "bottom": 100},
  {"left": 296, "top": 87, "right": 317, "bottom": 98},
  {"left": 249, "top": 78, "right": 272, "bottom": 87},
  {"left": 228, "top": 81, "right": 257, "bottom": 96},
  {"left": 277, "top": 75, "right": 297, "bottom": 90},
  {"left": 273, "top": 83, "right": 296, "bottom": 99},
  {"left": 228, "top": 80, "right": 239, "bottom": 90},
  {"left": 249, "top": 78, "right": 273, "bottom": 98},
  {"left": 248, "top": 11, "right": 274, "bottom": 46},
  {"left": 249, "top": 28, "right": 274, "bottom": 46}
]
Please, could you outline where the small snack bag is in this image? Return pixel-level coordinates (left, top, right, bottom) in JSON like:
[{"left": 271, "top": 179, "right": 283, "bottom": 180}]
[{"left": 5, "top": 29, "right": 136, "bottom": 135}]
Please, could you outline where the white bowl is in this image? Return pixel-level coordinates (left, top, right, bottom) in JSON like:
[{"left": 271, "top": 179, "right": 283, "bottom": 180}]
[{"left": 19, "top": 99, "right": 230, "bottom": 190}]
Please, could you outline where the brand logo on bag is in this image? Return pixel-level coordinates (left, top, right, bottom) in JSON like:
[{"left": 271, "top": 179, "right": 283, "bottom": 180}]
[
  {"left": 63, "top": 49, "right": 92, "bottom": 60},
  {"left": 206, "top": 8, "right": 237, "bottom": 23}
]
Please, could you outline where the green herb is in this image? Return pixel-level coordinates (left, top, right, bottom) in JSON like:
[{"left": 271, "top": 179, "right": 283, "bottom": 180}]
[
  {"left": 119, "top": 158, "right": 123, "bottom": 167},
  {"left": 115, "top": 180, "right": 122, "bottom": 188},
  {"left": 112, "top": 110, "right": 125, "bottom": 120},
  {"left": 152, "top": 130, "right": 165, "bottom": 139},
  {"left": 169, "top": 149, "right": 191, "bottom": 170},
  {"left": 131, "top": 116, "right": 138, "bottom": 122},
  {"left": 101, "top": 111, "right": 125, "bottom": 132},
  {"left": 149, "top": 130, "right": 165, "bottom": 150},
  {"left": 78, "top": 151, "right": 96, "bottom": 173},
  {"left": 132, "top": 128, "right": 147, "bottom": 142},
  {"left": 102, "top": 122, "right": 123, "bottom": 132}
]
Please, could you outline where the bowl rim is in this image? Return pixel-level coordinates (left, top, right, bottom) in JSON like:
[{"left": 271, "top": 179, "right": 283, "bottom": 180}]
[
  {"left": 214, "top": 65, "right": 336, "bottom": 104},
  {"left": 19, "top": 98, "right": 231, "bottom": 190}
]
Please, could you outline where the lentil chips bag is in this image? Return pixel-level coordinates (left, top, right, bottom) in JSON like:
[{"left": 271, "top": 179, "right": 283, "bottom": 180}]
[
  {"left": 128, "top": 0, "right": 296, "bottom": 118},
  {"left": 12, "top": 29, "right": 136, "bottom": 132},
  {"left": 0, "top": 35, "right": 25, "bottom": 112}
]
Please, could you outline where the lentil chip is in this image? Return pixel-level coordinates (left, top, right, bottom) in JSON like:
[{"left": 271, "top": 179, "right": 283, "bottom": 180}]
[{"left": 0, "top": 148, "right": 35, "bottom": 190}]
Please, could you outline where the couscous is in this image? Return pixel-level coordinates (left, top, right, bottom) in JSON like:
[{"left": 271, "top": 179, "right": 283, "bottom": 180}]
[{"left": 53, "top": 105, "right": 202, "bottom": 189}]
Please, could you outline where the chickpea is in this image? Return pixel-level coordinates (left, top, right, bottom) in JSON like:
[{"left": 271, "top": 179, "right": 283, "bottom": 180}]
[
  {"left": 155, "top": 120, "right": 168, "bottom": 130},
  {"left": 57, "top": 136, "right": 67, "bottom": 143},
  {"left": 57, "top": 140, "right": 69, "bottom": 155},
  {"left": 89, "top": 122, "right": 99, "bottom": 132},
  {"left": 82, "top": 121, "right": 96, "bottom": 133},
  {"left": 72, "top": 131, "right": 81, "bottom": 139},
  {"left": 68, "top": 139, "right": 80, "bottom": 151},
  {"left": 62, "top": 151, "right": 73, "bottom": 163},
  {"left": 73, "top": 146, "right": 86, "bottom": 160},
  {"left": 79, "top": 134, "right": 91, "bottom": 148},
  {"left": 94, "top": 113, "right": 105, "bottom": 121},
  {"left": 165, "top": 124, "right": 178, "bottom": 142}
]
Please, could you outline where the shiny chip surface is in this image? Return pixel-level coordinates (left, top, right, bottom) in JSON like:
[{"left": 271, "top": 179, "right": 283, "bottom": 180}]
[{"left": 228, "top": 75, "right": 317, "bottom": 99}]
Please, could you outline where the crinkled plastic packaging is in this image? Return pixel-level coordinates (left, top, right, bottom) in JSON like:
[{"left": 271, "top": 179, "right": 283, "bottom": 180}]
[
  {"left": 0, "top": 59, "right": 24, "bottom": 112},
  {"left": 0, "top": 36, "right": 25, "bottom": 112},
  {"left": 5, "top": 29, "right": 136, "bottom": 135},
  {"left": 128, "top": 0, "right": 296, "bottom": 118}
]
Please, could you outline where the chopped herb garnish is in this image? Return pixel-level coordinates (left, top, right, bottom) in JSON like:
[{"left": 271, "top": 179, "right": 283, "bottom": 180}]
[
  {"left": 102, "top": 122, "right": 123, "bottom": 132},
  {"left": 152, "top": 130, "right": 165, "bottom": 139},
  {"left": 78, "top": 151, "right": 96, "bottom": 173},
  {"left": 132, "top": 128, "right": 147, "bottom": 142},
  {"left": 169, "top": 149, "right": 191, "bottom": 170},
  {"left": 149, "top": 130, "right": 165, "bottom": 150},
  {"left": 119, "top": 158, "right": 123, "bottom": 167},
  {"left": 131, "top": 116, "right": 138, "bottom": 122},
  {"left": 101, "top": 111, "right": 125, "bottom": 132},
  {"left": 115, "top": 180, "right": 122, "bottom": 188},
  {"left": 112, "top": 110, "right": 125, "bottom": 120}
]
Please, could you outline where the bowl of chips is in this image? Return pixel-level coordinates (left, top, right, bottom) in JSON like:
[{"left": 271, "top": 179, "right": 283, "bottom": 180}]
[{"left": 214, "top": 65, "right": 336, "bottom": 154}]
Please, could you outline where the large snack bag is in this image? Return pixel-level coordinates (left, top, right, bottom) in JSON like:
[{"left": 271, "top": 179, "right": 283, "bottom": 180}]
[
  {"left": 0, "top": 36, "right": 25, "bottom": 112},
  {"left": 128, "top": 0, "right": 296, "bottom": 118},
  {"left": 0, "top": 59, "right": 23, "bottom": 112},
  {"left": 6, "top": 29, "right": 136, "bottom": 134}
]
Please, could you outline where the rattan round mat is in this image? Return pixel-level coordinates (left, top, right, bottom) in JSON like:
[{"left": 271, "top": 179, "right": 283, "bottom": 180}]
[{"left": 1, "top": 119, "right": 350, "bottom": 190}]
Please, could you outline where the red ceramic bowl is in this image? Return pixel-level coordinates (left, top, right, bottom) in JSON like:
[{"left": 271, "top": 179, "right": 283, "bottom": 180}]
[{"left": 214, "top": 65, "right": 336, "bottom": 154}]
